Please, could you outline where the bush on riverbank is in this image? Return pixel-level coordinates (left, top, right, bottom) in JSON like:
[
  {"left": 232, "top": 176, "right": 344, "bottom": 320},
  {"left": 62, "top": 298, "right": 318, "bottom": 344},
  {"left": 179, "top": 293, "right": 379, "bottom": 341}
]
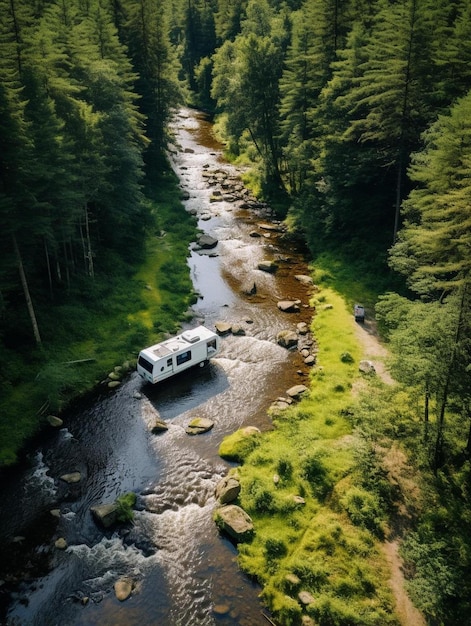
[{"left": 0, "top": 169, "right": 197, "bottom": 467}]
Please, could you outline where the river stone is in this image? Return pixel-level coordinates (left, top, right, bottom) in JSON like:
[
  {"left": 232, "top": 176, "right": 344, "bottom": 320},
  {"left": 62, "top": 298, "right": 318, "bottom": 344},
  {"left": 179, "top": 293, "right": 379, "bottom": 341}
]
[
  {"left": 50, "top": 509, "right": 61, "bottom": 518},
  {"left": 55, "top": 537, "right": 68, "bottom": 550},
  {"left": 215, "top": 476, "right": 241, "bottom": 504},
  {"left": 257, "top": 222, "right": 284, "bottom": 232},
  {"left": 304, "top": 355, "right": 316, "bottom": 366},
  {"left": 47, "top": 415, "right": 63, "bottom": 428},
  {"left": 276, "top": 330, "right": 298, "bottom": 349},
  {"left": 257, "top": 261, "right": 278, "bottom": 273},
  {"left": 197, "top": 234, "right": 218, "bottom": 249},
  {"left": 215, "top": 321, "right": 232, "bottom": 335},
  {"left": 60, "top": 472, "right": 82, "bottom": 484},
  {"left": 249, "top": 230, "right": 261, "bottom": 238},
  {"left": 359, "top": 360, "right": 376, "bottom": 374},
  {"left": 108, "top": 371, "right": 121, "bottom": 381},
  {"left": 277, "top": 300, "right": 300, "bottom": 313},
  {"left": 231, "top": 324, "right": 246, "bottom": 336},
  {"left": 114, "top": 578, "right": 133, "bottom": 602},
  {"left": 296, "top": 322, "right": 309, "bottom": 335},
  {"left": 108, "top": 380, "right": 121, "bottom": 388},
  {"left": 186, "top": 417, "right": 214, "bottom": 435},
  {"left": 302, "top": 616, "right": 317, "bottom": 626},
  {"left": 286, "top": 384, "right": 309, "bottom": 400},
  {"left": 90, "top": 502, "right": 120, "bottom": 528},
  {"left": 241, "top": 281, "right": 257, "bottom": 295},
  {"left": 213, "top": 604, "right": 230, "bottom": 616},
  {"left": 285, "top": 573, "right": 301, "bottom": 587},
  {"left": 215, "top": 505, "right": 254, "bottom": 542},
  {"left": 151, "top": 418, "right": 168, "bottom": 434},
  {"left": 295, "top": 274, "right": 314, "bottom": 286},
  {"left": 298, "top": 590, "right": 315, "bottom": 605}
]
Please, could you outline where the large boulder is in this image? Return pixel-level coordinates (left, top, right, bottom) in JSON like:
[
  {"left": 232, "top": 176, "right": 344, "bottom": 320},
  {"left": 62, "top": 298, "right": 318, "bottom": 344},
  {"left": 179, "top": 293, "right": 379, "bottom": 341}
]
[
  {"left": 214, "top": 505, "right": 254, "bottom": 542},
  {"left": 90, "top": 502, "right": 120, "bottom": 528},
  {"left": 215, "top": 476, "right": 241, "bottom": 504},
  {"left": 277, "top": 330, "right": 298, "bottom": 349}
]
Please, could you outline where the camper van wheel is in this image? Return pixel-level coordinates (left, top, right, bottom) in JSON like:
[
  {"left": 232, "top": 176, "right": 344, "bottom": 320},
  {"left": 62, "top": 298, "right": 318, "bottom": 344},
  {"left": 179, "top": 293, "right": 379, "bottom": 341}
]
[{"left": 199, "top": 360, "right": 209, "bottom": 368}]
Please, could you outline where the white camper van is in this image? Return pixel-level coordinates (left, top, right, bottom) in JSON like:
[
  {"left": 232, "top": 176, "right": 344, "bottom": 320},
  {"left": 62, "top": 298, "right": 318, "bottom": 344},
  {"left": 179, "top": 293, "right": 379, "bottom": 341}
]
[{"left": 137, "top": 325, "right": 220, "bottom": 384}]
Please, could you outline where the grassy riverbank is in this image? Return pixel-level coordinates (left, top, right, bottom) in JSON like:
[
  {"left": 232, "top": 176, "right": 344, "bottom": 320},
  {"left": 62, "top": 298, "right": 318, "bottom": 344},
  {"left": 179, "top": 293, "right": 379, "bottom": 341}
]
[
  {"left": 0, "top": 169, "right": 198, "bottom": 467},
  {"left": 221, "top": 284, "right": 401, "bottom": 625}
]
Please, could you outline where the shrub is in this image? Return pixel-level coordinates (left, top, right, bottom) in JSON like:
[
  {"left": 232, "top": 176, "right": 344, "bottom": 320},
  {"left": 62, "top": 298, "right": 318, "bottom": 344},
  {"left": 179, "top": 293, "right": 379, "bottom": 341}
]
[
  {"left": 340, "top": 487, "right": 384, "bottom": 537},
  {"left": 276, "top": 458, "right": 293, "bottom": 480},
  {"left": 301, "top": 453, "right": 333, "bottom": 500},
  {"left": 115, "top": 492, "right": 137, "bottom": 523},
  {"left": 340, "top": 352, "right": 354, "bottom": 364},
  {"left": 264, "top": 537, "right": 288, "bottom": 561}
]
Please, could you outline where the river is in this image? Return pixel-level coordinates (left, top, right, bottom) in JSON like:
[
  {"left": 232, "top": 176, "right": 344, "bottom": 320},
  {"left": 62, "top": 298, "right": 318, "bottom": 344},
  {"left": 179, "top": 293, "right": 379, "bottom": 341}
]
[{"left": 0, "top": 108, "right": 314, "bottom": 626}]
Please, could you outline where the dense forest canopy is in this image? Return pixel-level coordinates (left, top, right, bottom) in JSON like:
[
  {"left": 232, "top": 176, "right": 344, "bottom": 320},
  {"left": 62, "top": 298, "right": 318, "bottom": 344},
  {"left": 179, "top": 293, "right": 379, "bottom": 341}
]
[{"left": 1, "top": 1, "right": 471, "bottom": 623}]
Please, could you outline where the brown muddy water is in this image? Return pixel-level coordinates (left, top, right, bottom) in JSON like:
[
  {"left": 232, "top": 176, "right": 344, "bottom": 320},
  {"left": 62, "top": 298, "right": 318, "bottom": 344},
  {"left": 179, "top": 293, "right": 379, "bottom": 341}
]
[{"left": 0, "top": 108, "right": 315, "bottom": 626}]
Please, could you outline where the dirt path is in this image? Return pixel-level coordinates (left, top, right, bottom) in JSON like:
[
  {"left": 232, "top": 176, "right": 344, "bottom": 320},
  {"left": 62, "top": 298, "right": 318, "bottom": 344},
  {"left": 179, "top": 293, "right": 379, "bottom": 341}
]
[{"left": 352, "top": 316, "right": 426, "bottom": 626}]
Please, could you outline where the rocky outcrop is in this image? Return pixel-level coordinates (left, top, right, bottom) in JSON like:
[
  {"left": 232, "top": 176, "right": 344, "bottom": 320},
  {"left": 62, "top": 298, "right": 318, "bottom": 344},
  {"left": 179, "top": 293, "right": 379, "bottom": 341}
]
[
  {"left": 214, "top": 505, "right": 254, "bottom": 542},
  {"left": 215, "top": 475, "right": 241, "bottom": 504}
]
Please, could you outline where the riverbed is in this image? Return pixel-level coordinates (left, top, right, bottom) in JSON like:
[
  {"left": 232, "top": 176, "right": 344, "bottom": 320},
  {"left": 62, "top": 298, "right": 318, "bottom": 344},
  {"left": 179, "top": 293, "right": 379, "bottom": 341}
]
[{"left": 0, "top": 108, "right": 314, "bottom": 626}]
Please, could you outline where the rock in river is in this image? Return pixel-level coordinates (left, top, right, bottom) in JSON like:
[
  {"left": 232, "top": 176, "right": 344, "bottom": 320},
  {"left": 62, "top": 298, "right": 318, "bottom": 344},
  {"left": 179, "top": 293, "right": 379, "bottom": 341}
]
[
  {"left": 277, "top": 330, "right": 298, "bottom": 349},
  {"left": 277, "top": 300, "right": 301, "bottom": 313},
  {"left": 114, "top": 578, "right": 133, "bottom": 602},
  {"left": 214, "top": 505, "right": 254, "bottom": 542},
  {"left": 215, "top": 475, "right": 241, "bottom": 504},
  {"left": 186, "top": 417, "right": 214, "bottom": 435}
]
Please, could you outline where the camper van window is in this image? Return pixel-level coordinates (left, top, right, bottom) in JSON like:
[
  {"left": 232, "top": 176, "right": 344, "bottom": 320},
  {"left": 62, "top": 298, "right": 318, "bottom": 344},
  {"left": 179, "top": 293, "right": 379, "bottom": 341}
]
[
  {"left": 207, "top": 339, "right": 217, "bottom": 352},
  {"left": 167, "top": 358, "right": 172, "bottom": 366},
  {"left": 138, "top": 355, "right": 153, "bottom": 374},
  {"left": 176, "top": 350, "right": 191, "bottom": 366}
]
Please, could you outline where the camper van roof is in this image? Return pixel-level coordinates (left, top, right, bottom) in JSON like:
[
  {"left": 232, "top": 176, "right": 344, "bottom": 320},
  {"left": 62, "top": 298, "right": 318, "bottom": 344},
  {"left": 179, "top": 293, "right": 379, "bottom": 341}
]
[{"left": 141, "top": 325, "right": 216, "bottom": 361}]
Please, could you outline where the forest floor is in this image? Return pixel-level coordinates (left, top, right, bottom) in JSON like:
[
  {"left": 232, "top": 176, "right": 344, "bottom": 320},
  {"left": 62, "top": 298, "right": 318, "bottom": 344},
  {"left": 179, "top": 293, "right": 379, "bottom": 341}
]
[{"left": 353, "top": 318, "right": 426, "bottom": 626}]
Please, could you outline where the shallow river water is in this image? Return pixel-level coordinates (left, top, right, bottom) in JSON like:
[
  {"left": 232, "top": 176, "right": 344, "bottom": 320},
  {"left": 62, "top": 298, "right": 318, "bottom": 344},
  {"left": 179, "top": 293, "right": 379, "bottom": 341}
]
[{"left": 0, "top": 108, "right": 314, "bottom": 626}]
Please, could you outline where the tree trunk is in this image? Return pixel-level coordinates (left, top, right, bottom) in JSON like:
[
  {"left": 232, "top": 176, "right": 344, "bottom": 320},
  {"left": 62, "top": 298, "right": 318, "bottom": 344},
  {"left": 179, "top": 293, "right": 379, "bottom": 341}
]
[
  {"left": 84, "top": 203, "right": 95, "bottom": 279},
  {"left": 12, "top": 234, "right": 42, "bottom": 346}
]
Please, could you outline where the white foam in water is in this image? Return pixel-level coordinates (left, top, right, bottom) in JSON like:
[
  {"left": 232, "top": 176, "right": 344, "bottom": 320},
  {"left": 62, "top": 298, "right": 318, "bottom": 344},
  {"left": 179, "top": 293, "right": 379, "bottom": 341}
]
[
  {"left": 26, "top": 451, "right": 57, "bottom": 498},
  {"left": 68, "top": 536, "right": 150, "bottom": 586}
]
